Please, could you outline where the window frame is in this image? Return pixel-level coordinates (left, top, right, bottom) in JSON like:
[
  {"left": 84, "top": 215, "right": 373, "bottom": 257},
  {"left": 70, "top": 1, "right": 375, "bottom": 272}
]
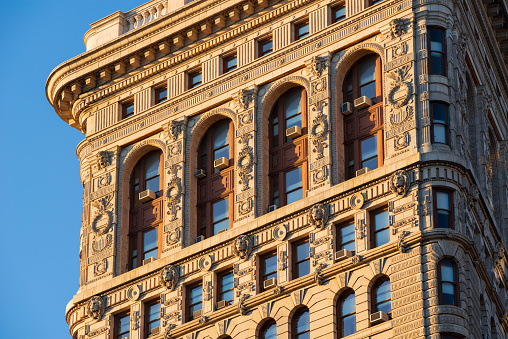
[
  {"left": 188, "top": 68, "right": 203, "bottom": 89},
  {"left": 144, "top": 299, "right": 161, "bottom": 338},
  {"left": 186, "top": 282, "right": 203, "bottom": 322},
  {"left": 336, "top": 220, "right": 356, "bottom": 254},
  {"left": 259, "top": 318, "right": 277, "bottom": 339},
  {"left": 330, "top": 3, "right": 346, "bottom": 23},
  {"left": 430, "top": 102, "right": 450, "bottom": 145},
  {"left": 438, "top": 259, "right": 459, "bottom": 306},
  {"left": 427, "top": 27, "right": 447, "bottom": 76},
  {"left": 292, "top": 238, "right": 310, "bottom": 280},
  {"left": 154, "top": 85, "right": 168, "bottom": 105},
  {"left": 370, "top": 208, "right": 390, "bottom": 249},
  {"left": 122, "top": 99, "right": 135, "bottom": 119},
  {"left": 260, "top": 250, "right": 278, "bottom": 292},
  {"left": 372, "top": 277, "right": 391, "bottom": 318},
  {"left": 222, "top": 53, "right": 238, "bottom": 74},
  {"left": 338, "top": 290, "right": 356, "bottom": 338},
  {"left": 258, "top": 35, "right": 273, "bottom": 58},
  {"left": 292, "top": 307, "right": 311, "bottom": 339},
  {"left": 294, "top": 18, "right": 310, "bottom": 41},
  {"left": 433, "top": 188, "right": 454, "bottom": 229},
  {"left": 114, "top": 311, "right": 131, "bottom": 339},
  {"left": 217, "top": 269, "right": 235, "bottom": 305}
]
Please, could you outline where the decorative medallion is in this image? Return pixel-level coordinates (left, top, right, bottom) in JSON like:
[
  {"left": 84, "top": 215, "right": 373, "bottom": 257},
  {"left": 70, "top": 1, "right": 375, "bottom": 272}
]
[
  {"left": 238, "top": 198, "right": 253, "bottom": 215},
  {"left": 232, "top": 235, "right": 253, "bottom": 261},
  {"left": 387, "top": 64, "right": 412, "bottom": 109},
  {"left": 308, "top": 203, "right": 329, "bottom": 229},
  {"left": 198, "top": 254, "right": 213, "bottom": 271},
  {"left": 273, "top": 224, "right": 287, "bottom": 241},
  {"left": 166, "top": 228, "right": 181, "bottom": 245},
  {"left": 91, "top": 194, "right": 115, "bottom": 236},
  {"left": 94, "top": 259, "right": 107, "bottom": 276},
  {"left": 87, "top": 296, "right": 105, "bottom": 321},
  {"left": 160, "top": 265, "right": 179, "bottom": 291},
  {"left": 394, "top": 132, "right": 410, "bottom": 151},
  {"left": 91, "top": 234, "right": 113, "bottom": 253},
  {"left": 350, "top": 193, "right": 365, "bottom": 210},
  {"left": 97, "top": 173, "right": 111, "bottom": 188},
  {"left": 127, "top": 285, "right": 141, "bottom": 301},
  {"left": 389, "top": 170, "right": 410, "bottom": 197}
]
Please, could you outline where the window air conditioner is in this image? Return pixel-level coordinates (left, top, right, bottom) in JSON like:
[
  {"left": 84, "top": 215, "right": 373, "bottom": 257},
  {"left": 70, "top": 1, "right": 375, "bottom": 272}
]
[
  {"left": 286, "top": 125, "right": 302, "bottom": 139},
  {"left": 264, "top": 277, "right": 277, "bottom": 289},
  {"left": 335, "top": 249, "right": 353, "bottom": 261},
  {"left": 356, "top": 167, "right": 370, "bottom": 176},
  {"left": 151, "top": 326, "right": 160, "bottom": 335},
  {"left": 214, "top": 157, "right": 229, "bottom": 171},
  {"left": 195, "top": 235, "right": 205, "bottom": 243},
  {"left": 354, "top": 96, "right": 372, "bottom": 109},
  {"left": 195, "top": 169, "right": 206, "bottom": 178},
  {"left": 216, "top": 300, "right": 229, "bottom": 310},
  {"left": 218, "top": 228, "right": 228, "bottom": 234},
  {"left": 139, "top": 189, "right": 156, "bottom": 202},
  {"left": 268, "top": 204, "right": 278, "bottom": 212},
  {"left": 193, "top": 309, "right": 203, "bottom": 319},
  {"left": 341, "top": 102, "right": 353, "bottom": 115},
  {"left": 370, "top": 311, "right": 389, "bottom": 325},
  {"left": 143, "top": 257, "right": 156, "bottom": 265}
]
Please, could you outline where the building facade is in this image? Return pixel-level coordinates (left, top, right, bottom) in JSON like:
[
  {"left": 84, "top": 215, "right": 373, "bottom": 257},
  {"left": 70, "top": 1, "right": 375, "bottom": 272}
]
[{"left": 46, "top": 0, "right": 508, "bottom": 338}]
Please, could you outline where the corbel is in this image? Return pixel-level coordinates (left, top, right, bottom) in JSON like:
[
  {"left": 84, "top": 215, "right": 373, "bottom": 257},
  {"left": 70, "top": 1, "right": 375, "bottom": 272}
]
[
  {"left": 114, "top": 62, "right": 126, "bottom": 75},
  {"left": 243, "top": 1, "right": 254, "bottom": 15},
  {"left": 229, "top": 8, "right": 241, "bottom": 22},
  {"left": 61, "top": 88, "right": 73, "bottom": 102},
  {"left": 99, "top": 68, "right": 111, "bottom": 82},
  {"left": 258, "top": 0, "right": 269, "bottom": 7},
  {"left": 158, "top": 40, "right": 170, "bottom": 54},
  {"left": 187, "top": 27, "right": 199, "bottom": 41},
  {"left": 215, "top": 14, "right": 226, "bottom": 28},
  {"left": 144, "top": 48, "right": 156, "bottom": 61},
  {"left": 201, "top": 21, "right": 212, "bottom": 35},
  {"left": 129, "top": 55, "right": 141, "bottom": 68},
  {"left": 71, "top": 82, "right": 82, "bottom": 96},
  {"left": 84, "top": 74, "right": 96, "bottom": 89},
  {"left": 173, "top": 34, "right": 185, "bottom": 48}
]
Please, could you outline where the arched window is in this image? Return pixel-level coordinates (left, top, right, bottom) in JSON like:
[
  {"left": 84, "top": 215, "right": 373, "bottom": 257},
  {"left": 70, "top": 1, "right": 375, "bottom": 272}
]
[
  {"left": 338, "top": 291, "right": 356, "bottom": 337},
  {"left": 260, "top": 319, "right": 277, "bottom": 339},
  {"left": 292, "top": 307, "right": 310, "bottom": 339},
  {"left": 197, "top": 119, "right": 234, "bottom": 239},
  {"left": 342, "top": 54, "right": 383, "bottom": 179},
  {"left": 129, "top": 150, "right": 163, "bottom": 270},
  {"left": 372, "top": 277, "right": 391, "bottom": 318},
  {"left": 269, "top": 86, "right": 308, "bottom": 209},
  {"left": 438, "top": 259, "right": 459, "bottom": 306}
]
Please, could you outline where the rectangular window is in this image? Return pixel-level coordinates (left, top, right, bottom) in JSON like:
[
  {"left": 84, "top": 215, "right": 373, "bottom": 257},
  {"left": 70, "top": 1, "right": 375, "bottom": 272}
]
[
  {"left": 188, "top": 69, "right": 202, "bottom": 89},
  {"left": 130, "top": 235, "right": 138, "bottom": 269},
  {"left": 223, "top": 54, "right": 238, "bottom": 73},
  {"left": 360, "top": 136, "right": 378, "bottom": 170},
  {"left": 294, "top": 19, "right": 310, "bottom": 40},
  {"left": 145, "top": 301, "right": 160, "bottom": 337},
  {"left": 331, "top": 4, "right": 346, "bottom": 23},
  {"left": 261, "top": 251, "right": 277, "bottom": 291},
  {"left": 371, "top": 0, "right": 385, "bottom": 5},
  {"left": 258, "top": 36, "right": 273, "bottom": 57},
  {"left": 188, "top": 283, "right": 203, "bottom": 321},
  {"left": 122, "top": 100, "right": 135, "bottom": 119},
  {"left": 285, "top": 167, "right": 303, "bottom": 205},
  {"left": 434, "top": 190, "right": 453, "bottom": 228},
  {"left": 431, "top": 103, "right": 449, "bottom": 144},
  {"left": 371, "top": 209, "right": 389, "bottom": 248},
  {"left": 212, "top": 199, "right": 229, "bottom": 235},
  {"left": 293, "top": 239, "right": 310, "bottom": 279},
  {"left": 428, "top": 27, "right": 446, "bottom": 76},
  {"left": 338, "top": 221, "right": 355, "bottom": 254},
  {"left": 154, "top": 86, "right": 167, "bottom": 104},
  {"left": 271, "top": 175, "right": 280, "bottom": 207},
  {"left": 218, "top": 270, "right": 235, "bottom": 305},
  {"left": 115, "top": 312, "right": 130, "bottom": 339}
]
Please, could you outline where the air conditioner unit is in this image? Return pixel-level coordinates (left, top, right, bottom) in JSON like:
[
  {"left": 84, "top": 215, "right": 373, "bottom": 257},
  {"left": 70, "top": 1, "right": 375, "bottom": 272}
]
[
  {"left": 193, "top": 309, "right": 203, "bottom": 319},
  {"left": 151, "top": 326, "right": 160, "bottom": 335},
  {"left": 214, "top": 157, "right": 229, "bottom": 171},
  {"left": 354, "top": 96, "right": 372, "bottom": 109},
  {"left": 195, "top": 169, "right": 206, "bottom": 178},
  {"left": 216, "top": 300, "right": 229, "bottom": 310},
  {"left": 356, "top": 167, "right": 370, "bottom": 176},
  {"left": 286, "top": 125, "right": 302, "bottom": 139},
  {"left": 264, "top": 277, "right": 277, "bottom": 289},
  {"left": 341, "top": 102, "right": 353, "bottom": 115},
  {"left": 268, "top": 204, "right": 278, "bottom": 212},
  {"left": 370, "top": 311, "right": 389, "bottom": 325},
  {"left": 218, "top": 228, "right": 228, "bottom": 234},
  {"left": 143, "top": 257, "right": 156, "bottom": 265},
  {"left": 335, "top": 249, "right": 353, "bottom": 261},
  {"left": 195, "top": 235, "right": 205, "bottom": 243},
  {"left": 139, "top": 189, "right": 156, "bottom": 202}
]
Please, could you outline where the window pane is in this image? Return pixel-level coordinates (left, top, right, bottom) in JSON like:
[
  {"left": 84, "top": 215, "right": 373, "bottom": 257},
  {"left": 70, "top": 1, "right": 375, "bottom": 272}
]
[
  {"left": 221, "top": 272, "right": 234, "bottom": 290},
  {"left": 262, "top": 40, "right": 273, "bottom": 55},
  {"left": 144, "top": 248, "right": 158, "bottom": 260},
  {"left": 264, "top": 254, "right": 277, "bottom": 275},
  {"left": 119, "top": 314, "right": 130, "bottom": 333},
  {"left": 375, "top": 228, "right": 390, "bottom": 247},
  {"left": 213, "top": 199, "right": 229, "bottom": 222},
  {"left": 296, "top": 241, "right": 309, "bottom": 261},
  {"left": 376, "top": 300, "right": 391, "bottom": 314},
  {"left": 213, "top": 219, "right": 229, "bottom": 235},
  {"left": 430, "top": 29, "right": 444, "bottom": 52},
  {"left": 430, "top": 53, "right": 444, "bottom": 75},
  {"left": 441, "top": 261, "right": 454, "bottom": 281},
  {"left": 296, "top": 311, "right": 310, "bottom": 333},
  {"left": 296, "top": 261, "right": 310, "bottom": 278},
  {"left": 433, "top": 125, "right": 447, "bottom": 143},
  {"left": 437, "top": 211, "right": 450, "bottom": 228},
  {"left": 432, "top": 104, "right": 447, "bottom": 123},
  {"left": 190, "top": 286, "right": 202, "bottom": 305},
  {"left": 287, "top": 188, "right": 303, "bottom": 205},
  {"left": 226, "top": 57, "right": 237, "bottom": 71},
  {"left": 442, "top": 282, "right": 455, "bottom": 304},
  {"left": 222, "top": 289, "right": 234, "bottom": 303},
  {"left": 334, "top": 6, "right": 346, "bottom": 22},
  {"left": 341, "top": 293, "right": 355, "bottom": 315},
  {"left": 376, "top": 280, "right": 391, "bottom": 304},
  {"left": 286, "top": 114, "right": 302, "bottom": 129},
  {"left": 261, "top": 322, "right": 277, "bottom": 339},
  {"left": 436, "top": 192, "right": 450, "bottom": 209},
  {"left": 360, "top": 81, "right": 377, "bottom": 101},
  {"left": 340, "top": 223, "right": 355, "bottom": 245},
  {"left": 213, "top": 121, "right": 229, "bottom": 149},
  {"left": 146, "top": 177, "right": 160, "bottom": 193},
  {"left": 146, "top": 153, "right": 160, "bottom": 178},
  {"left": 342, "top": 313, "right": 356, "bottom": 337},
  {"left": 361, "top": 136, "right": 377, "bottom": 162},
  {"left": 214, "top": 145, "right": 229, "bottom": 163},
  {"left": 296, "top": 333, "right": 310, "bottom": 339},
  {"left": 362, "top": 156, "right": 378, "bottom": 171},
  {"left": 297, "top": 23, "right": 309, "bottom": 38},
  {"left": 374, "top": 210, "right": 389, "bottom": 231},
  {"left": 144, "top": 229, "right": 158, "bottom": 254},
  {"left": 148, "top": 303, "right": 160, "bottom": 322},
  {"left": 359, "top": 56, "right": 376, "bottom": 85},
  {"left": 286, "top": 167, "right": 303, "bottom": 192},
  {"left": 191, "top": 73, "right": 202, "bottom": 86},
  {"left": 286, "top": 90, "right": 302, "bottom": 118}
]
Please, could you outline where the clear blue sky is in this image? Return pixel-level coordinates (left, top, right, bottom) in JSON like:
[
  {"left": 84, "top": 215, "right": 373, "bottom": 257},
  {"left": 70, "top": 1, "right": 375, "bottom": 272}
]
[{"left": 0, "top": 1, "right": 143, "bottom": 337}]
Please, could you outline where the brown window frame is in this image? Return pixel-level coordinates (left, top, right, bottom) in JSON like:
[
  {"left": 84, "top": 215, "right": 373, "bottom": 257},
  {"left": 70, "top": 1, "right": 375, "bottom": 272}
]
[
  {"left": 294, "top": 18, "right": 310, "bottom": 41},
  {"left": 370, "top": 208, "right": 390, "bottom": 249},
  {"left": 188, "top": 68, "right": 202, "bottom": 89},
  {"left": 259, "top": 319, "right": 277, "bottom": 339},
  {"left": 331, "top": 3, "right": 346, "bottom": 23},
  {"left": 128, "top": 151, "right": 164, "bottom": 271},
  {"left": 437, "top": 259, "right": 459, "bottom": 306},
  {"left": 430, "top": 102, "right": 450, "bottom": 145},
  {"left": 122, "top": 99, "right": 135, "bottom": 119},
  {"left": 222, "top": 53, "right": 238, "bottom": 74},
  {"left": 197, "top": 119, "right": 235, "bottom": 239},
  {"left": 114, "top": 311, "right": 130, "bottom": 339},
  {"left": 342, "top": 54, "right": 384, "bottom": 179},
  {"left": 427, "top": 27, "right": 447, "bottom": 76},
  {"left": 433, "top": 188, "right": 454, "bottom": 229},
  {"left": 217, "top": 269, "right": 235, "bottom": 305},
  {"left": 259, "top": 251, "right": 278, "bottom": 292},
  {"left": 154, "top": 85, "right": 168, "bottom": 105},
  {"left": 144, "top": 299, "right": 161, "bottom": 338},
  {"left": 258, "top": 35, "right": 273, "bottom": 58},
  {"left": 292, "top": 238, "right": 310, "bottom": 280},
  {"left": 337, "top": 290, "right": 356, "bottom": 338},
  {"left": 186, "top": 282, "right": 203, "bottom": 322},
  {"left": 269, "top": 87, "right": 308, "bottom": 209}
]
